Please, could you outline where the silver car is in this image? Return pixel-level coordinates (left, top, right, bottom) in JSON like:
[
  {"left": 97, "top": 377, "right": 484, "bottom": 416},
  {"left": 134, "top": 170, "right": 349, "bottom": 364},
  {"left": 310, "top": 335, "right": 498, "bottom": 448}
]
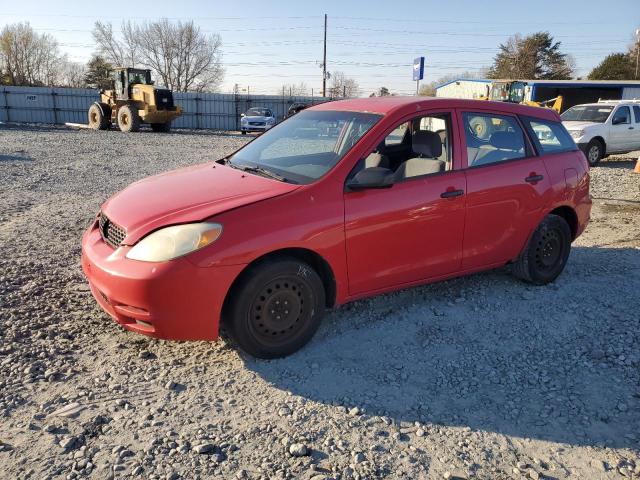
[{"left": 240, "top": 107, "right": 276, "bottom": 134}]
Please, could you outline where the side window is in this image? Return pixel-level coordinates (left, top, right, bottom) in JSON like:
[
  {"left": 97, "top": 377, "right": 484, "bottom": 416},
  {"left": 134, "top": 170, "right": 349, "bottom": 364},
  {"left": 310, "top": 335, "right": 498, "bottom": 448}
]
[
  {"left": 633, "top": 106, "right": 640, "bottom": 124},
  {"left": 359, "top": 112, "right": 453, "bottom": 179},
  {"left": 462, "top": 112, "right": 527, "bottom": 167},
  {"left": 385, "top": 122, "right": 408, "bottom": 145},
  {"left": 523, "top": 118, "right": 577, "bottom": 154},
  {"left": 612, "top": 106, "right": 631, "bottom": 125}
]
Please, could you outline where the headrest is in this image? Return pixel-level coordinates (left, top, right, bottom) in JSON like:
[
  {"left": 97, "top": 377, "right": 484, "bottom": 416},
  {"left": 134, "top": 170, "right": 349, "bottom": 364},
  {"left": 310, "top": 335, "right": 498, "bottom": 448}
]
[
  {"left": 490, "top": 131, "right": 522, "bottom": 150},
  {"left": 412, "top": 130, "right": 442, "bottom": 158}
]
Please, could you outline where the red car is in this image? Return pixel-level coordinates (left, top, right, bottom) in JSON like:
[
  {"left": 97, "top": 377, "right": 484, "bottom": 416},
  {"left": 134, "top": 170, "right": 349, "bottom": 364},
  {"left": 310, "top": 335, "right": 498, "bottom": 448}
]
[{"left": 82, "top": 97, "right": 591, "bottom": 358}]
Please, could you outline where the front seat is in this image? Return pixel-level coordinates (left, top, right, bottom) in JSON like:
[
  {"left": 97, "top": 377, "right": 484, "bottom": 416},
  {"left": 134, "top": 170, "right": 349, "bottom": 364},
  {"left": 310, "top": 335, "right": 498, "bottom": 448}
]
[{"left": 394, "top": 130, "right": 445, "bottom": 180}]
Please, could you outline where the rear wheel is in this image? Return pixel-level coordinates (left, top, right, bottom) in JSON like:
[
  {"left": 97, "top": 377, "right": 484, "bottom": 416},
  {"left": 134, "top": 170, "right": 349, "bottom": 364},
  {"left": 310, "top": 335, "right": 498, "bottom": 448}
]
[
  {"left": 512, "top": 214, "right": 572, "bottom": 285},
  {"left": 586, "top": 138, "right": 604, "bottom": 166},
  {"left": 151, "top": 122, "right": 171, "bottom": 133},
  {"left": 225, "top": 257, "right": 325, "bottom": 358},
  {"left": 117, "top": 105, "right": 140, "bottom": 132},
  {"left": 241, "top": 130, "right": 247, "bottom": 135},
  {"left": 88, "top": 103, "right": 110, "bottom": 130}
]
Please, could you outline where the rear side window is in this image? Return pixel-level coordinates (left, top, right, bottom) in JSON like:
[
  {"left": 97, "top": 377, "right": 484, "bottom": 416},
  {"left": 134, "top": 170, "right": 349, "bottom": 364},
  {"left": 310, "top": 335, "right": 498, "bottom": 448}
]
[
  {"left": 633, "top": 106, "right": 640, "bottom": 124},
  {"left": 522, "top": 118, "right": 577, "bottom": 154},
  {"left": 462, "top": 112, "right": 527, "bottom": 167}
]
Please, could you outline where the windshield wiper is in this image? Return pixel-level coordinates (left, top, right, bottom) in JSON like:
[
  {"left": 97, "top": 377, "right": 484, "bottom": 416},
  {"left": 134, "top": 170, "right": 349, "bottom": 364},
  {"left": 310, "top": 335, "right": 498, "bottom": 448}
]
[{"left": 240, "top": 165, "right": 288, "bottom": 182}]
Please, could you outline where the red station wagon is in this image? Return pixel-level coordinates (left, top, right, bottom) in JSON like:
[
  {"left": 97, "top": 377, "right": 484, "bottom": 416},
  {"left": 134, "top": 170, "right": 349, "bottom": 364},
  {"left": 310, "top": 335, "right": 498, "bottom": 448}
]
[{"left": 81, "top": 97, "right": 591, "bottom": 358}]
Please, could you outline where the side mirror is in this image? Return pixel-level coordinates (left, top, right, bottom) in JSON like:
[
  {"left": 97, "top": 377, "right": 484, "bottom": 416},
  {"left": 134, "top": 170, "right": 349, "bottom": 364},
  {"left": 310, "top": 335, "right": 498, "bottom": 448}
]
[
  {"left": 346, "top": 167, "right": 394, "bottom": 191},
  {"left": 611, "top": 116, "right": 625, "bottom": 125}
]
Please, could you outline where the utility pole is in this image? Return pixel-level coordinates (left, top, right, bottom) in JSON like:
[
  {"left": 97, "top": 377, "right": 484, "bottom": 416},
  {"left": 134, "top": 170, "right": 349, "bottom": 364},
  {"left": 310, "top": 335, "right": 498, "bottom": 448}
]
[{"left": 322, "top": 14, "right": 327, "bottom": 97}]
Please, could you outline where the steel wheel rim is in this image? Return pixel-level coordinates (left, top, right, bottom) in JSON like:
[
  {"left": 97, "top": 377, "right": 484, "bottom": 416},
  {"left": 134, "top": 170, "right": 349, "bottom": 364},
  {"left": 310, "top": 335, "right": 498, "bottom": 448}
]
[
  {"left": 90, "top": 111, "right": 98, "bottom": 123},
  {"left": 248, "top": 276, "right": 313, "bottom": 347},
  {"left": 121, "top": 113, "right": 129, "bottom": 126},
  {"left": 534, "top": 230, "right": 562, "bottom": 271}
]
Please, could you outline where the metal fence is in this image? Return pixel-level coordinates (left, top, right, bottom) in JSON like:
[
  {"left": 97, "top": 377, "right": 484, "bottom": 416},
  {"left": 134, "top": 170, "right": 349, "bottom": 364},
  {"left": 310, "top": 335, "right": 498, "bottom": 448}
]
[{"left": 0, "top": 86, "right": 331, "bottom": 130}]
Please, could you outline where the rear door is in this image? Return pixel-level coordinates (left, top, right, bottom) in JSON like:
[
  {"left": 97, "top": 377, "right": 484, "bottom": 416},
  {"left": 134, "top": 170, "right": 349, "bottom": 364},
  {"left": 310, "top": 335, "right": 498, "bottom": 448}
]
[{"left": 459, "top": 110, "right": 551, "bottom": 270}]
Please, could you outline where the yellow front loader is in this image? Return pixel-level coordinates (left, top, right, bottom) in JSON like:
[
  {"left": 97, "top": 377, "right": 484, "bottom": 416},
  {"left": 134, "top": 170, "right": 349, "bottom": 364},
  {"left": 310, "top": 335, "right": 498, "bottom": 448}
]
[
  {"left": 88, "top": 68, "right": 182, "bottom": 133},
  {"left": 481, "top": 80, "right": 563, "bottom": 114}
]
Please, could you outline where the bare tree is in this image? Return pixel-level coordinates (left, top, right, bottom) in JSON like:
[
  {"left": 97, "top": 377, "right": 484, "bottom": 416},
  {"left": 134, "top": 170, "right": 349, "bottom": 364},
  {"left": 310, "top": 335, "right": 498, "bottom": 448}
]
[
  {"left": 328, "top": 71, "right": 359, "bottom": 98},
  {"left": 92, "top": 19, "right": 224, "bottom": 92},
  {"left": 278, "top": 82, "right": 308, "bottom": 96},
  {"left": 58, "top": 59, "right": 86, "bottom": 88},
  {"left": 0, "top": 22, "right": 63, "bottom": 86},
  {"left": 93, "top": 21, "right": 138, "bottom": 68}
]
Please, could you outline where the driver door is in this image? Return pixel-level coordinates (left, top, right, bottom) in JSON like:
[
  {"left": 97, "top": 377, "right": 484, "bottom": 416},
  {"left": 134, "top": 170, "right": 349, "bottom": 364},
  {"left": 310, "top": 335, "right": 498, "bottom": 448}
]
[{"left": 343, "top": 110, "right": 466, "bottom": 296}]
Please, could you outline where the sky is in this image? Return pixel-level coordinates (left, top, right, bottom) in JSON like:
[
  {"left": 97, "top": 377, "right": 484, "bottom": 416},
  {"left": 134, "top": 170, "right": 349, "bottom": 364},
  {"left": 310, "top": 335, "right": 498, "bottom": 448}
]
[{"left": 1, "top": 0, "right": 639, "bottom": 96}]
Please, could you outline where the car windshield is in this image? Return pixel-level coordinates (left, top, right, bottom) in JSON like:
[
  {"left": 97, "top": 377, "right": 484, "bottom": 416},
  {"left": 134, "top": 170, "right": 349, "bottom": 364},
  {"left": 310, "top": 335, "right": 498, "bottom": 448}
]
[
  {"left": 561, "top": 105, "right": 614, "bottom": 123},
  {"left": 229, "top": 110, "right": 382, "bottom": 184},
  {"left": 245, "top": 108, "right": 271, "bottom": 117}
]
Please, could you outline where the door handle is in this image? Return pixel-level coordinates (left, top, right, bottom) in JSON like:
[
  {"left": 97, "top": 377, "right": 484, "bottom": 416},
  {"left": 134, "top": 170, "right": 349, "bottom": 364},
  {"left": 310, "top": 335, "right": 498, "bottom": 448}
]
[
  {"left": 525, "top": 174, "right": 544, "bottom": 184},
  {"left": 440, "top": 189, "right": 464, "bottom": 199}
]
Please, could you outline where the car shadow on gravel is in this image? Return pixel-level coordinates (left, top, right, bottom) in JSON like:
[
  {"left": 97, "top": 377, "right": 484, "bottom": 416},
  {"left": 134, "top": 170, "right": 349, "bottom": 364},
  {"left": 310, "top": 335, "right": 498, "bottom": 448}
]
[
  {"left": 0, "top": 151, "right": 32, "bottom": 161},
  {"left": 245, "top": 246, "right": 640, "bottom": 450}
]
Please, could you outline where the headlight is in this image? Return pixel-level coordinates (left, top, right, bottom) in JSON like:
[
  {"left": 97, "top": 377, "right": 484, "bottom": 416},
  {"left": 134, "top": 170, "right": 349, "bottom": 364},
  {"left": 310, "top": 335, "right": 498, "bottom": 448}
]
[
  {"left": 267, "top": 118, "right": 276, "bottom": 124},
  {"left": 569, "top": 130, "right": 584, "bottom": 139},
  {"left": 241, "top": 117, "right": 248, "bottom": 124},
  {"left": 126, "top": 223, "right": 222, "bottom": 262}
]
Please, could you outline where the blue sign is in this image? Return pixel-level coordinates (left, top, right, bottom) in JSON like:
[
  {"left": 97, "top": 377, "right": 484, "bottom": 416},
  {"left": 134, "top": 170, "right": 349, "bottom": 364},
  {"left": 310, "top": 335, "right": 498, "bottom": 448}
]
[{"left": 413, "top": 57, "right": 424, "bottom": 81}]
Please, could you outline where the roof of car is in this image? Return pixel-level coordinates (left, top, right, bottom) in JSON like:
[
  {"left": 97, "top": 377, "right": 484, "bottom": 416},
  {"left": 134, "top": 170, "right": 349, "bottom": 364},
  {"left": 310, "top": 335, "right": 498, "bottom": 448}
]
[{"left": 309, "top": 96, "right": 560, "bottom": 121}]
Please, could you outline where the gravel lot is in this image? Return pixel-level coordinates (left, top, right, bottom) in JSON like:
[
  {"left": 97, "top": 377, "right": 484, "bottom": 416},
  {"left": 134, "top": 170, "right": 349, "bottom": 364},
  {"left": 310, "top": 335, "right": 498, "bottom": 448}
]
[{"left": 1, "top": 124, "right": 639, "bottom": 480}]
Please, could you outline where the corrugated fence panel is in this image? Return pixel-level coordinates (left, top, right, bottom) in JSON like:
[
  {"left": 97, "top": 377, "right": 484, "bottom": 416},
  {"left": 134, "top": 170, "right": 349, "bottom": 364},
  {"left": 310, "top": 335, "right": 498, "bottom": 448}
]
[{"left": 0, "top": 86, "right": 331, "bottom": 131}]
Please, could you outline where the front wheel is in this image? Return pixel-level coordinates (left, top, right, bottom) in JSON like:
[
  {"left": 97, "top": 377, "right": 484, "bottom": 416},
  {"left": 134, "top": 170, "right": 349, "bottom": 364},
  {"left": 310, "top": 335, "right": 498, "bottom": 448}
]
[
  {"left": 117, "top": 105, "right": 140, "bottom": 132},
  {"left": 225, "top": 257, "right": 326, "bottom": 358},
  {"left": 585, "top": 138, "right": 604, "bottom": 166},
  {"left": 512, "top": 214, "right": 572, "bottom": 285}
]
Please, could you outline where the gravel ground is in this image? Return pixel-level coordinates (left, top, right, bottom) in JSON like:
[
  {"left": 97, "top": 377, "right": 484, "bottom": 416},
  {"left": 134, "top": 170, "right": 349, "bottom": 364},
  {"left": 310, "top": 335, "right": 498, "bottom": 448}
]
[{"left": 0, "top": 123, "right": 639, "bottom": 480}]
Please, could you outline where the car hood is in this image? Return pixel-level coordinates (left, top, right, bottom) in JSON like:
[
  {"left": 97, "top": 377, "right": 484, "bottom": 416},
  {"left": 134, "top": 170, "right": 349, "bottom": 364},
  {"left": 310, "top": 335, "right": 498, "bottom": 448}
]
[
  {"left": 101, "top": 162, "right": 299, "bottom": 245},
  {"left": 562, "top": 120, "right": 601, "bottom": 130}
]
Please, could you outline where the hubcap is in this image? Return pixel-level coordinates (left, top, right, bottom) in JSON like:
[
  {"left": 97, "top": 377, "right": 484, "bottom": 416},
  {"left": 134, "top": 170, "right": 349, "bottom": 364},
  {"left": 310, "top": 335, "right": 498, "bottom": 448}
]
[
  {"left": 122, "top": 114, "right": 129, "bottom": 126},
  {"left": 249, "top": 277, "right": 312, "bottom": 346},
  {"left": 588, "top": 145, "right": 600, "bottom": 163},
  {"left": 534, "top": 230, "right": 562, "bottom": 271},
  {"left": 90, "top": 112, "right": 98, "bottom": 123}
]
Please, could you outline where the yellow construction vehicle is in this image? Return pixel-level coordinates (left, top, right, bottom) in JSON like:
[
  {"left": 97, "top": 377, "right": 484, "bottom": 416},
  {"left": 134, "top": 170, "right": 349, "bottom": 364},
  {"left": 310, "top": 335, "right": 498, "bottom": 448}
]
[
  {"left": 88, "top": 67, "right": 182, "bottom": 132},
  {"left": 481, "top": 80, "right": 563, "bottom": 113}
]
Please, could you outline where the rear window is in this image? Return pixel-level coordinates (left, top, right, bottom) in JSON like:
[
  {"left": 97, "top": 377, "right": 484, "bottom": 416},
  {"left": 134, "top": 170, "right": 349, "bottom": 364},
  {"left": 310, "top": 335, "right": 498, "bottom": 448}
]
[{"left": 522, "top": 118, "right": 577, "bottom": 154}]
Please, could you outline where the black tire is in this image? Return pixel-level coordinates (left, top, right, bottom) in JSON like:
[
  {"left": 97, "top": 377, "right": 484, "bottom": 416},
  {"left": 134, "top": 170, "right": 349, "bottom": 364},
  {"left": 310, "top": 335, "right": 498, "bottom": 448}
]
[
  {"left": 225, "top": 257, "right": 326, "bottom": 358},
  {"left": 151, "top": 122, "right": 171, "bottom": 133},
  {"left": 88, "top": 103, "right": 110, "bottom": 130},
  {"left": 585, "top": 138, "right": 604, "bottom": 166},
  {"left": 117, "top": 105, "right": 140, "bottom": 132},
  {"left": 241, "top": 130, "right": 247, "bottom": 135},
  {"left": 512, "top": 214, "right": 572, "bottom": 285}
]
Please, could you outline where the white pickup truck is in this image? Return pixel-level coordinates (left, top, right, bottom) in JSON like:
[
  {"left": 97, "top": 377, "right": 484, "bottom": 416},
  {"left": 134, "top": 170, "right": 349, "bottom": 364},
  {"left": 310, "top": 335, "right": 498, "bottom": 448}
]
[{"left": 561, "top": 100, "right": 640, "bottom": 166}]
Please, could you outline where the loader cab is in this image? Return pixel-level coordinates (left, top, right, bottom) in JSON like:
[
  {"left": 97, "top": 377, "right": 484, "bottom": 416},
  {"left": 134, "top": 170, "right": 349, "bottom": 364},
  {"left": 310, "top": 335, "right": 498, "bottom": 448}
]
[
  {"left": 113, "top": 68, "right": 153, "bottom": 101},
  {"left": 489, "top": 81, "right": 526, "bottom": 104}
]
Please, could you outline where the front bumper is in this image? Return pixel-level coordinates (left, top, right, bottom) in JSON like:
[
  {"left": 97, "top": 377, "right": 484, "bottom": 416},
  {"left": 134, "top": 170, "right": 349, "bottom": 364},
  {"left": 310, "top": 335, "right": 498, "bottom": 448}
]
[
  {"left": 81, "top": 221, "right": 245, "bottom": 341},
  {"left": 240, "top": 124, "right": 274, "bottom": 132}
]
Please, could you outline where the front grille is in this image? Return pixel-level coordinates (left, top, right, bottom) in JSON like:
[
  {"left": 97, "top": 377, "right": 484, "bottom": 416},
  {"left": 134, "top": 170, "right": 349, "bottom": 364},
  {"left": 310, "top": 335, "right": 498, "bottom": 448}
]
[
  {"left": 154, "top": 89, "right": 174, "bottom": 110},
  {"left": 98, "top": 213, "right": 126, "bottom": 248},
  {"left": 249, "top": 121, "right": 266, "bottom": 126}
]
